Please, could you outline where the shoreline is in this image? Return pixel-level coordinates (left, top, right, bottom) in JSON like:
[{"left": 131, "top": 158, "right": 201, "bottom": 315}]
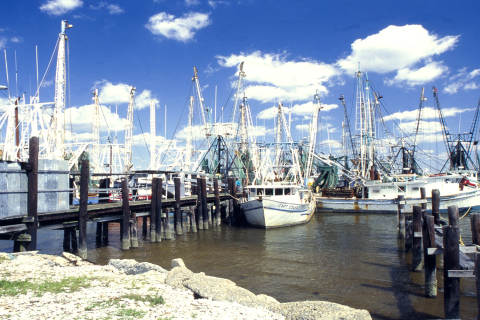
[{"left": 0, "top": 251, "right": 371, "bottom": 319}]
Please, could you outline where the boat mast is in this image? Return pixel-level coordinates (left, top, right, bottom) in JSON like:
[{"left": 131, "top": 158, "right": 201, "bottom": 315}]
[
  {"left": 91, "top": 88, "right": 100, "bottom": 168},
  {"left": 150, "top": 99, "right": 156, "bottom": 170},
  {"left": 124, "top": 86, "right": 136, "bottom": 172},
  {"left": 305, "top": 92, "right": 322, "bottom": 178}
]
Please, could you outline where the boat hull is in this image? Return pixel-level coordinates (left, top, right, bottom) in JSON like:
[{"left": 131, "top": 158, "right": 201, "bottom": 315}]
[
  {"left": 315, "top": 189, "right": 480, "bottom": 213},
  {"left": 241, "top": 197, "right": 316, "bottom": 228}
]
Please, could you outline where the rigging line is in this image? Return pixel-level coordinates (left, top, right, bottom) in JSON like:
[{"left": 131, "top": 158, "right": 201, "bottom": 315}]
[
  {"left": 67, "top": 40, "right": 73, "bottom": 137},
  {"left": 33, "top": 37, "right": 60, "bottom": 99},
  {"left": 215, "top": 77, "right": 238, "bottom": 124},
  {"left": 160, "top": 82, "right": 193, "bottom": 165},
  {"left": 132, "top": 96, "right": 150, "bottom": 157}
]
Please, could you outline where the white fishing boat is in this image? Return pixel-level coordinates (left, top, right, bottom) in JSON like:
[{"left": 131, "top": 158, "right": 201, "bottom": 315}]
[
  {"left": 241, "top": 184, "right": 316, "bottom": 228},
  {"left": 315, "top": 171, "right": 480, "bottom": 213}
]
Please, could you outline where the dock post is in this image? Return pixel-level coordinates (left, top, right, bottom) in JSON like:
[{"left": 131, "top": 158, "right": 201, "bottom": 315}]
[
  {"left": 207, "top": 205, "right": 212, "bottom": 228},
  {"left": 142, "top": 216, "right": 148, "bottom": 238},
  {"left": 121, "top": 178, "right": 131, "bottom": 250},
  {"left": 150, "top": 178, "right": 157, "bottom": 242},
  {"left": 102, "top": 222, "right": 108, "bottom": 244},
  {"left": 412, "top": 205, "right": 423, "bottom": 271},
  {"left": 164, "top": 208, "right": 171, "bottom": 240},
  {"left": 78, "top": 159, "right": 89, "bottom": 259},
  {"left": 186, "top": 209, "right": 191, "bottom": 232},
  {"left": 443, "top": 224, "right": 460, "bottom": 319},
  {"left": 155, "top": 178, "right": 163, "bottom": 242},
  {"left": 130, "top": 210, "right": 138, "bottom": 248},
  {"left": 25, "top": 136, "right": 39, "bottom": 252},
  {"left": 448, "top": 205, "right": 459, "bottom": 227},
  {"left": 96, "top": 223, "right": 102, "bottom": 244},
  {"left": 423, "top": 215, "right": 437, "bottom": 297},
  {"left": 174, "top": 177, "right": 182, "bottom": 235},
  {"left": 201, "top": 177, "right": 209, "bottom": 230},
  {"left": 397, "top": 195, "right": 405, "bottom": 239},
  {"left": 470, "top": 213, "right": 480, "bottom": 245},
  {"left": 197, "top": 178, "right": 204, "bottom": 230},
  {"left": 228, "top": 177, "right": 235, "bottom": 223},
  {"left": 405, "top": 216, "right": 413, "bottom": 252},
  {"left": 190, "top": 206, "right": 197, "bottom": 232},
  {"left": 420, "top": 187, "right": 427, "bottom": 219},
  {"left": 63, "top": 229, "right": 71, "bottom": 252},
  {"left": 474, "top": 253, "right": 480, "bottom": 319},
  {"left": 70, "top": 228, "right": 78, "bottom": 253},
  {"left": 432, "top": 189, "right": 440, "bottom": 225},
  {"left": 214, "top": 178, "right": 220, "bottom": 226}
]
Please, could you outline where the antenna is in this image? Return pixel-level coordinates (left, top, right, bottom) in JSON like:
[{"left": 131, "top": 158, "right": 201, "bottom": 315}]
[
  {"left": 4, "top": 50, "right": 10, "bottom": 100},
  {"left": 15, "top": 51, "right": 18, "bottom": 98},
  {"left": 36, "top": 46, "right": 39, "bottom": 101}
]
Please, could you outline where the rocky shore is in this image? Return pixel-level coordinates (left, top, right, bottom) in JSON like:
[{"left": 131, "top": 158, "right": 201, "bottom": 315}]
[{"left": 0, "top": 252, "right": 371, "bottom": 319}]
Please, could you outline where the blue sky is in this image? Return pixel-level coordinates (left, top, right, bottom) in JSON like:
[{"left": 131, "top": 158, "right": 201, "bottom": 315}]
[{"left": 1, "top": 0, "right": 480, "bottom": 170}]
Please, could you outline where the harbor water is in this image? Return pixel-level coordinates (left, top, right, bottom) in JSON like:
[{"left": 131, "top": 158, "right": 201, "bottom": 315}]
[{"left": 0, "top": 210, "right": 477, "bottom": 320}]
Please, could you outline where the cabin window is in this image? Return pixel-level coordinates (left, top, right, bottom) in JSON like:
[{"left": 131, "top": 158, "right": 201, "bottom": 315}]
[
  {"left": 256, "top": 189, "right": 264, "bottom": 195},
  {"left": 398, "top": 186, "right": 405, "bottom": 192},
  {"left": 265, "top": 188, "right": 274, "bottom": 196},
  {"left": 411, "top": 187, "right": 419, "bottom": 191},
  {"left": 372, "top": 189, "right": 380, "bottom": 193},
  {"left": 250, "top": 188, "right": 256, "bottom": 195},
  {"left": 275, "top": 188, "right": 283, "bottom": 195},
  {"left": 284, "top": 188, "right": 291, "bottom": 195}
]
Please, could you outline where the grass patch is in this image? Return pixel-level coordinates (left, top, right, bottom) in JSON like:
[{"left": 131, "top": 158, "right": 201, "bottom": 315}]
[
  {"left": 122, "top": 292, "right": 165, "bottom": 306},
  {"left": 0, "top": 276, "right": 91, "bottom": 296},
  {"left": 117, "top": 308, "right": 146, "bottom": 318}
]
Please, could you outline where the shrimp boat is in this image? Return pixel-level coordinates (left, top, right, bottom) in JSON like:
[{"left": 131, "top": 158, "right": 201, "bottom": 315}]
[{"left": 241, "top": 184, "right": 316, "bottom": 228}]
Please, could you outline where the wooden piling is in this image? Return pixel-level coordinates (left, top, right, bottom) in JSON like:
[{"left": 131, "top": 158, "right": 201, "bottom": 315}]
[
  {"left": 443, "top": 225, "right": 460, "bottom": 319},
  {"left": 63, "top": 229, "right": 71, "bottom": 252},
  {"left": 471, "top": 213, "right": 480, "bottom": 245},
  {"left": 130, "top": 210, "right": 138, "bottom": 248},
  {"left": 186, "top": 210, "right": 191, "bottom": 232},
  {"left": 102, "top": 222, "right": 108, "bottom": 244},
  {"left": 163, "top": 208, "right": 171, "bottom": 240},
  {"left": 155, "top": 178, "right": 163, "bottom": 242},
  {"left": 121, "top": 178, "right": 131, "bottom": 250},
  {"left": 174, "top": 177, "right": 182, "bottom": 235},
  {"left": 142, "top": 216, "right": 148, "bottom": 238},
  {"left": 432, "top": 189, "right": 440, "bottom": 225},
  {"left": 474, "top": 252, "right": 480, "bottom": 318},
  {"left": 201, "top": 177, "right": 209, "bottom": 230},
  {"left": 420, "top": 187, "right": 427, "bottom": 219},
  {"left": 412, "top": 205, "right": 423, "bottom": 271},
  {"left": 197, "top": 178, "right": 204, "bottom": 230},
  {"left": 405, "top": 216, "right": 413, "bottom": 252},
  {"left": 423, "top": 215, "right": 437, "bottom": 297},
  {"left": 207, "top": 205, "right": 212, "bottom": 227},
  {"left": 150, "top": 178, "right": 157, "bottom": 242},
  {"left": 397, "top": 195, "right": 405, "bottom": 239},
  {"left": 448, "top": 205, "right": 459, "bottom": 227},
  {"left": 96, "top": 223, "right": 102, "bottom": 244},
  {"left": 78, "top": 160, "right": 89, "bottom": 259},
  {"left": 190, "top": 206, "right": 197, "bottom": 232},
  {"left": 214, "top": 178, "right": 221, "bottom": 226},
  {"left": 25, "top": 136, "right": 39, "bottom": 251},
  {"left": 70, "top": 229, "right": 78, "bottom": 253}
]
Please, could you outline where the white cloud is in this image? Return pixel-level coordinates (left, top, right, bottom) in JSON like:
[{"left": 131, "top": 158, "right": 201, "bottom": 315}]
[
  {"left": 385, "top": 61, "right": 448, "bottom": 87},
  {"left": 256, "top": 101, "right": 338, "bottom": 120},
  {"left": 383, "top": 106, "right": 474, "bottom": 122},
  {"left": 40, "top": 0, "right": 83, "bottom": 15},
  {"left": 107, "top": 4, "right": 123, "bottom": 14},
  {"left": 444, "top": 68, "right": 480, "bottom": 94},
  {"left": 145, "top": 12, "right": 211, "bottom": 42},
  {"left": 185, "top": 0, "right": 200, "bottom": 6},
  {"left": 337, "top": 25, "right": 458, "bottom": 86},
  {"left": 0, "top": 37, "right": 7, "bottom": 50},
  {"left": 10, "top": 37, "right": 23, "bottom": 43},
  {"left": 94, "top": 80, "right": 159, "bottom": 110},
  {"left": 65, "top": 104, "right": 127, "bottom": 133},
  {"left": 257, "top": 106, "right": 278, "bottom": 120},
  {"left": 217, "top": 51, "right": 340, "bottom": 103},
  {"left": 132, "top": 132, "right": 165, "bottom": 146},
  {"left": 208, "top": 1, "right": 228, "bottom": 8}
]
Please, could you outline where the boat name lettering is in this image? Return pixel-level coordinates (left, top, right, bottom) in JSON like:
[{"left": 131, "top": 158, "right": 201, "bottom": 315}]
[
  {"left": 381, "top": 186, "right": 395, "bottom": 190},
  {"left": 278, "top": 204, "right": 307, "bottom": 210}
]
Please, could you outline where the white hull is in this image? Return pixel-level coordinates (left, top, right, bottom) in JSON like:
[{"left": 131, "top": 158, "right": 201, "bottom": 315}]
[
  {"left": 316, "top": 188, "right": 480, "bottom": 213},
  {"left": 241, "top": 195, "right": 316, "bottom": 228}
]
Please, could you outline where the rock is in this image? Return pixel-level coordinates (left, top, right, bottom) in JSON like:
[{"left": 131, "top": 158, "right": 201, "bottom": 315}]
[
  {"left": 130, "top": 262, "right": 167, "bottom": 275},
  {"left": 62, "top": 252, "right": 80, "bottom": 262},
  {"left": 11, "top": 251, "right": 38, "bottom": 257},
  {"left": 165, "top": 267, "right": 194, "bottom": 289},
  {"left": 107, "top": 259, "right": 167, "bottom": 275},
  {"left": 269, "top": 301, "right": 372, "bottom": 320},
  {"left": 171, "top": 258, "right": 186, "bottom": 269},
  {"left": 257, "top": 294, "right": 280, "bottom": 305}
]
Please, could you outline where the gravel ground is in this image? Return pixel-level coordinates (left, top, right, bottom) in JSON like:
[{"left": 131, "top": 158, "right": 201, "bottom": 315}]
[{"left": 0, "top": 252, "right": 371, "bottom": 320}]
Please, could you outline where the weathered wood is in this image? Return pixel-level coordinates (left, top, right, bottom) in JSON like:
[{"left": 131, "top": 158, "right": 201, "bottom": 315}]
[
  {"left": 190, "top": 205, "right": 197, "bottom": 233},
  {"left": 443, "top": 225, "right": 460, "bottom": 319},
  {"left": 475, "top": 253, "right": 480, "bottom": 318},
  {"left": 163, "top": 208, "right": 171, "bottom": 240},
  {"left": 420, "top": 187, "right": 427, "bottom": 219},
  {"left": 174, "top": 177, "right": 183, "bottom": 235},
  {"left": 448, "top": 205, "right": 459, "bottom": 227},
  {"left": 432, "top": 189, "right": 440, "bottom": 225},
  {"left": 155, "top": 178, "right": 163, "bottom": 242},
  {"left": 423, "top": 215, "right": 437, "bottom": 297},
  {"left": 96, "top": 222, "right": 102, "bottom": 243},
  {"left": 197, "top": 178, "right": 204, "bottom": 230},
  {"left": 142, "top": 216, "right": 148, "bottom": 238},
  {"left": 102, "top": 222, "right": 108, "bottom": 244},
  {"left": 214, "top": 178, "right": 221, "bottom": 226},
  {"left": 412, "top": 206, "right": 423, "bottom": 271},
  {"left": 405, "top": 216, "right": 413, "bottom": 252},
  {"left": 130, "top": 211, "right": 138, "bottom": 248},
  {"left": 25, "top": 136, "right": 39, "bottom": 251},
  {"left": 201, "top": 178, "right": 208, "bottom": 230},
  {"left": 78, "top": 159, "right": 89, "bottom": 259},
  {"left": 447, "top": 270, "right": 475, "bottom": 278},
  {"left": 397, "top": 195, "right": 405, "bottom": 239},
  {"left": 70, "top": 228, "right": 78, "bottom": 253},
  {"left": 471, "top": 213, "right": 480, "bottom": 246},
  {"left": 63, "top": 228, "right": 71, "bottom": 252},
  {"left": 121, "top": 178, "right": 131, "bottom": 250},
  {"left": 0, "top": 224, "right": 27, "bottom": 234},
  {"left": 150, "top": 178, "right": 157, "bottom": 242}
]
